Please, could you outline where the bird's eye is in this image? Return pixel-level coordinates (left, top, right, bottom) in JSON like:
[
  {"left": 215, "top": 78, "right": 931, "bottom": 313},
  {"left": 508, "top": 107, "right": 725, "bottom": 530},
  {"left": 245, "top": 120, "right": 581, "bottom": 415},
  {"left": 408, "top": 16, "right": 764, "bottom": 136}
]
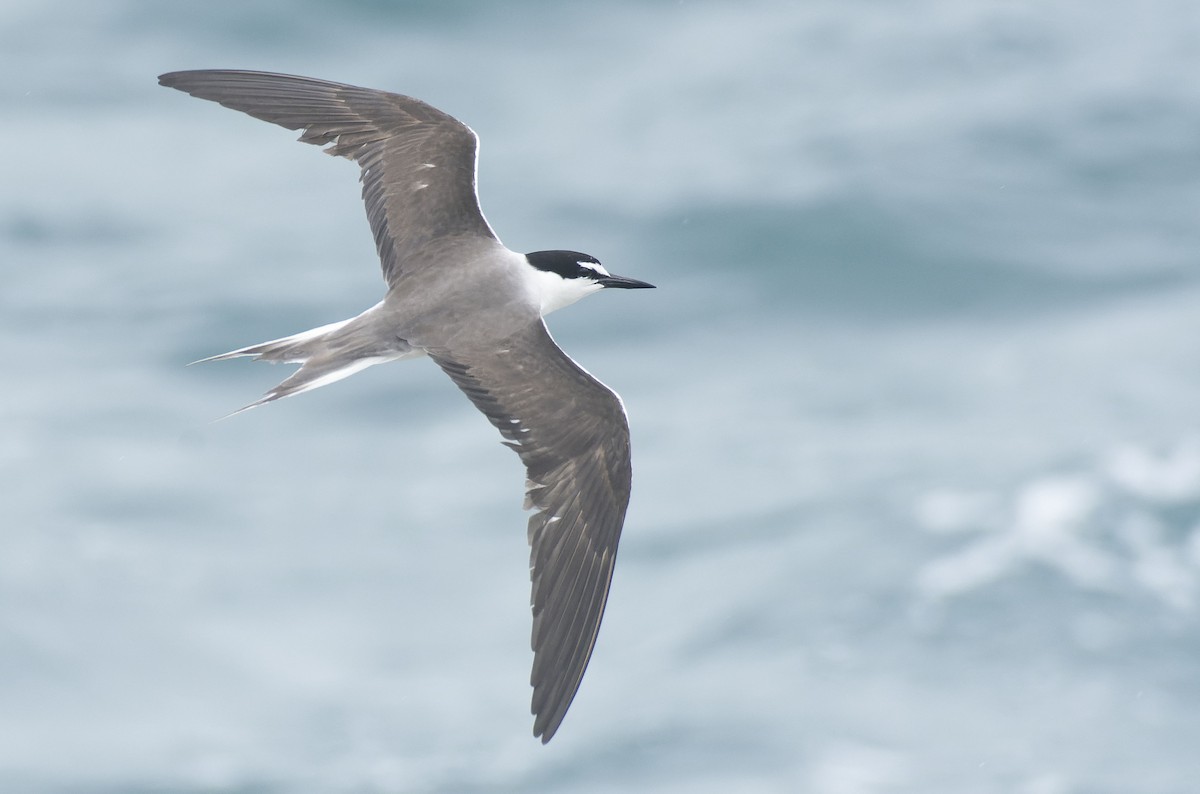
[{"left": 577, "top": 260, "right": 610, "bottom": 278}]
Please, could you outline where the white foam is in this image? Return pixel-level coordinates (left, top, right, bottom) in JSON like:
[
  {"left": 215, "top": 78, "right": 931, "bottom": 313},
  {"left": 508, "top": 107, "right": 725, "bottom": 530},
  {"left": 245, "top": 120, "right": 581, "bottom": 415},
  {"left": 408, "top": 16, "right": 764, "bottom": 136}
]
[
  {"left": 916, "top": 475, "right": 1117, "bottom": 599},
  {"left": 1106, "top": 441, "right": 1200, "bottom": 503}
]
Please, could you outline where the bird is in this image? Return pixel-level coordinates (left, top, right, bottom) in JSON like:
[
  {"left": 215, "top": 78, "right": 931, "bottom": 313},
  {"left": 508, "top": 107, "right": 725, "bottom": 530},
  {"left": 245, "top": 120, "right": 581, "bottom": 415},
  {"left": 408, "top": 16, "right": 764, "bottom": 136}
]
[{"left": 158, "top": 70, "right": 654, "bottom": 743}]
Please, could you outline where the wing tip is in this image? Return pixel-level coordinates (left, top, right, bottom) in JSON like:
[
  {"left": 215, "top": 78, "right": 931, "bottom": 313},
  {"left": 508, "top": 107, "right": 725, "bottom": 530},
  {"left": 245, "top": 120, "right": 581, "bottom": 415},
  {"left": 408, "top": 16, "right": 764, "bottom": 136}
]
[
  {"left": 157, "top": 69, "right": 294, "bottom": 92},
  {"left": 533, "top": 710, "right": 565, "bottom": 744}
]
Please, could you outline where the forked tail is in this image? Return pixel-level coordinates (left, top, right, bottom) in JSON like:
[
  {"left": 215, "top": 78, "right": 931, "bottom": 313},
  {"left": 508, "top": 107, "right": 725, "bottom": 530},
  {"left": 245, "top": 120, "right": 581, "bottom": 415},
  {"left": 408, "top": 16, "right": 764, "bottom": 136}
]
[{"left": 194, "top": 306, "right": 418, "bottom": 415}]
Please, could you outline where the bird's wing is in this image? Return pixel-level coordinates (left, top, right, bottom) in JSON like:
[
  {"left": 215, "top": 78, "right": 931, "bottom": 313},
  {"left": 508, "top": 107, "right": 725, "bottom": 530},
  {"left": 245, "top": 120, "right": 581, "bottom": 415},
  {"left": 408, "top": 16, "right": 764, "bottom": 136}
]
[
  {"left": 430, "top": 320, "right": 633, "bottom": 743},
  {"left": 158, "top": 70, "right": 497, "bottom": 288}
]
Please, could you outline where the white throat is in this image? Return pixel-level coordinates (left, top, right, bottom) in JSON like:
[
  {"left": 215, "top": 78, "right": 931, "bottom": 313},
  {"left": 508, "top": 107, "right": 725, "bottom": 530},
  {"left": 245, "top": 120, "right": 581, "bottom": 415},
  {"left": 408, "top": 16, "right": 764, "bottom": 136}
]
[{"left": 525, "top": 267, "right": 604, "bottom": 316}]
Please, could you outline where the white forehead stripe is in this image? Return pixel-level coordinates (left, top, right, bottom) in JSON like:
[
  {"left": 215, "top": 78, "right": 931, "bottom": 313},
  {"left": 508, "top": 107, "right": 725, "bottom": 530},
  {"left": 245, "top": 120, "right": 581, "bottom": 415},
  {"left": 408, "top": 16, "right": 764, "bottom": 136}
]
[{"left": 578, "top": 260, "right": 610, "bottom": 277}]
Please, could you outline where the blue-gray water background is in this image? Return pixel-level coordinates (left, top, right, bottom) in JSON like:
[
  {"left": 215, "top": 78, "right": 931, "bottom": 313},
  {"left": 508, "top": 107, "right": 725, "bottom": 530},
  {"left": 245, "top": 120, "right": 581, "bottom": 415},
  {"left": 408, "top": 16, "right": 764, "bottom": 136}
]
[{"left": 4, "top": 2, "right": 1200, "bottom": 792}]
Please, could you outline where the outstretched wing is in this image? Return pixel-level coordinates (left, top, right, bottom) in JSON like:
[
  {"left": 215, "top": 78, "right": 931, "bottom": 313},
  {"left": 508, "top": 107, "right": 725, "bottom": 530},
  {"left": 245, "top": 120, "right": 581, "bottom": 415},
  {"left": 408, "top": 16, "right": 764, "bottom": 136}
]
[
  {"left": 431, "top": 321, "right": 633, "bottom": 743},
  {"left": 158, "top": 70, "right": 497, "bottom": 287}
]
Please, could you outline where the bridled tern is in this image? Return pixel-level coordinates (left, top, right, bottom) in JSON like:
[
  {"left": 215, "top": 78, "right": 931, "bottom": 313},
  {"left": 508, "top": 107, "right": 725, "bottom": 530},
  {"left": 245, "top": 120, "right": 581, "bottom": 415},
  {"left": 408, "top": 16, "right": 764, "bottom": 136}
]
[{"left": 158, "top": 70, "right": 654, "bottom": 743}]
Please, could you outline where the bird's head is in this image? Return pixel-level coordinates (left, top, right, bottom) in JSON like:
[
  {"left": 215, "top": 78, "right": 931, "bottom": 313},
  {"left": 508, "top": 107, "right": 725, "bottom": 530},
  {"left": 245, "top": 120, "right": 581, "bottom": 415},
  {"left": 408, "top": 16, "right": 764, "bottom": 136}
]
[{"left": 524, "top": 250, "right": 655, "bottom": 315}]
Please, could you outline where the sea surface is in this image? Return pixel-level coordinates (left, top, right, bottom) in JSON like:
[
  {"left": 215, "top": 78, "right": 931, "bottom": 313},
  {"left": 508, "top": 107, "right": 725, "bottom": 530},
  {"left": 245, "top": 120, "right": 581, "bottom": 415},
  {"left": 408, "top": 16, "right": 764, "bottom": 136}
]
[{"left": 4, "top": 1, "right": 1200, "bottom": 792}]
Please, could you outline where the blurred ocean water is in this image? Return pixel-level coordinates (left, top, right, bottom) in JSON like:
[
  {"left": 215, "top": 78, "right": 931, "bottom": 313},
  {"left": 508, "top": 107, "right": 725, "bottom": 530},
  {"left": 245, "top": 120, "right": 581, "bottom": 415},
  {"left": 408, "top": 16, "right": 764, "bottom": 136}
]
[{"left": 3, "top": 1, "right": 1200, "bottom": 792}]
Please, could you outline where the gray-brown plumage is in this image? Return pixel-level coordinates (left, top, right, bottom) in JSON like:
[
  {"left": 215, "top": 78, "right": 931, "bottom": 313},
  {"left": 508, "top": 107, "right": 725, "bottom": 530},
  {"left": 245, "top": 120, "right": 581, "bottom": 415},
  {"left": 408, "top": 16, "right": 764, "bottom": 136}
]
[
  {"left": 160, "top": 69, "right": 493, "bottom": 288},
  {"left": 431, "top": 324, "right": 631, "bottom": 740},
  {"left": 159, "top": 70, "right": 653, "bottom": 742}
]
